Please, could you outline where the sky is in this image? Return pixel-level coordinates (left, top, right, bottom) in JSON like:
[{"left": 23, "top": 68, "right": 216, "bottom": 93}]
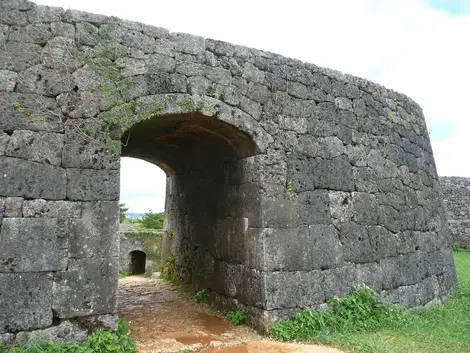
[{"left": 34, "top": 0, "right": 470, "bottom": 212}]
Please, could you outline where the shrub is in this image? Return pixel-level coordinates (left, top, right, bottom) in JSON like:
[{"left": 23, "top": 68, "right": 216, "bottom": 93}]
[
  {"left": 119, "top": 203, "right": 129, "bottom": 223},
  {"left": 138, "top": 210, "right": 164, "bottom": 229}
]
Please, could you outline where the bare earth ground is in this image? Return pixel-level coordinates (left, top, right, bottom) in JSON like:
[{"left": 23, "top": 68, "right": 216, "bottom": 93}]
[{"left": 117, "top": 276, "right": 344, "bottom": 353}]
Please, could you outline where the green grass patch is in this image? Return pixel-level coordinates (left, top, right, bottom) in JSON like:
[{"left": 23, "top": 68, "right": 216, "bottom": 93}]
[
  {"left": 3, "top": 320, "right": 135, "bottom": 353},
  {"left": 270, "top": 251, "right": 470, "bottom": 353}
]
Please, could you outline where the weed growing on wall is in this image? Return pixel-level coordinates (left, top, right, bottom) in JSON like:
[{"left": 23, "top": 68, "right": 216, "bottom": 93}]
[
  {"left": 193, "top": 289, "right": 209, "bottom": 303},
  {"left": 5, "top": 320, "right": 135, "bottom": 353},
  {"left": 225, "top": 311, "right": 246, "bottom": 326},
  {"left": 270, "top": 285, "right": 408, "bottom": 342}
]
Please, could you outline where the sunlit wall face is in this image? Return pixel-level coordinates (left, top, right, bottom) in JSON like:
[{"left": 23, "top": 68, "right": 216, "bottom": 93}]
[{"left": 120, "top": 157, "right": 167, "bottom": 214}]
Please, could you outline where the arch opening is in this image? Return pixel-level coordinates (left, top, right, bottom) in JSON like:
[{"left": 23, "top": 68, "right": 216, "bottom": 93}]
[
  {"left": 119, "top": 110, "right": 260, "bottom": 293},
  {"left": 128, "top": 250, "right": 146, "bottom": 275}
]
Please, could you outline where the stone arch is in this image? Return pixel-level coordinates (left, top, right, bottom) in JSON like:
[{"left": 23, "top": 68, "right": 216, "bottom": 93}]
[
  {"left": 128, "top": 250, "right": 146, "bottom": 275},
  {"left": 0, "top": 0, "right": 457, "bottom": 344},
  {"left": 116, "top": 95, "right": 265, "bottom": 295}
]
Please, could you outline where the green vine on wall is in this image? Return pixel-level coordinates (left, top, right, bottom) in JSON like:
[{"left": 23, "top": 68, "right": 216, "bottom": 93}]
[{"left": 67, "top": 23, "right": 219, "bottom": 155}]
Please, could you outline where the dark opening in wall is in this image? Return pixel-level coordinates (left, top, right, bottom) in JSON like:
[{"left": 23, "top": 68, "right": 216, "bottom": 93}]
[{"left": 129, "top": 250, "right": 146, "bottom": 275}]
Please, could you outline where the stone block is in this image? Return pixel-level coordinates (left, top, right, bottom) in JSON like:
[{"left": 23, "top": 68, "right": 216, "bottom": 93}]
[
  {"left": 4, "top": 197, "right": 23, "bottom": 217},
  {"left": 5, "top": 130, "right": 64, "bottom": 166},
  {"left": 265, "top": 270, "right": 325, "bottom": 309},
  {"left": 62, "top": 121, "right": 120, "bottom": 169},
  {"left": 68, "top": 201, "right": 119, "bottom": 258},
  {"left": 171, "top": 32, "right": 205, "bottom": 55},
  {"left": 260, "top": 192, "right": 300, "bottom": 228},
  {"left": 0, "top": 41, "right": 41, "bottom": 71},
  {"left": 299, "top": 190, "right": 332, "bottom": 225},
  {"left": 0, "top": 70, "right": 17, "bottom": 92},
  {"left": 23, "top": 199, "right": 82, "bottom": 218},
  {"left": 52, "top": 257, "right": 119, "bottom": 318},
  {"left": 16, "top": 65, "right": 75, "bottom": 96},
  {"left": 15, "top": 320, "right": 88, "bottom": 344},
  {"left": 0, "top": 272, "right": 53, "bottom": 333},
  {"left": 263, "top": 225, "right": 343, "bottom": 271},
  {"left": 66, "top": 168, "right": 120, "bottom": 201},
  {"left": 27, "top": 5, "right": 64, "bottom": 23},
  {"left": 0, "top": 131, "right": 9, "bottom": 155},
  {"left": 0, "top": 156, "right": 66, "bottom": 200},
  {"left": 351, "top": 192, "right": 379, "bottom": 225},
  {"left": 340, "top": 222, "right": 374, "bottom": 263},
  {"left": 0, "top": 218, "right": 68, "bottom": 272},
  {"left": 312, "top": 155, "right": 355, "bottom": 191},
  {"left": 321, "top": 264, "right": 356, "bottom": 299},
  {"left": 0, "top": 93, "right": 63, "bottom": 133},
  {"left": 9, "top": 23, "right": 52, "bottom": 45}
]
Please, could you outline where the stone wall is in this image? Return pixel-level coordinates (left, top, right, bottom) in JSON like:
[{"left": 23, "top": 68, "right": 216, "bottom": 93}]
[
  {"left": 440, "top": 177, "right": 470, "bottom": 248},
  {"left": 0, "top": 0, "right": 456, "bottom": 343},
  {"left": 119, "top": 228, "right": 163, "bottom": 276}
]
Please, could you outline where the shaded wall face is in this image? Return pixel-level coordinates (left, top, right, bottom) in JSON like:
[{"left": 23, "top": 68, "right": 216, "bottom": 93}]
[
  {"left": 162, "top": 159, "right": 264, "bottom": 306},
  {"left": 440, "top": 177, "right": 470, "bottom": 248}
]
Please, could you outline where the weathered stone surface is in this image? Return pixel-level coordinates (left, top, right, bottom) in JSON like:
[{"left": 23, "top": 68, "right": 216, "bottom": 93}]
[
  {"left": 0, "top": 156, "right": 66, "bottom": 199},
  {"left": 0, "top": 218, "right": 68, "bottom": 272},
  {"left": 264, "top": 225, "right": 343, "bottom": 271},
  {"left": 0, "top": 70, "right": 17, "bottom": 91},
  {"left": 5, "top": 130, "right": 64, "bottom": 165},
  {"left": 23, "top": 199, "right": 82, "bottom": 218},
  {"left": 15, "top": 320, "right": 88, "bottom": 344},
  {"left": 440, "top": 177, "right": 470, "bottom": 248},
  {"left": 0, "top": 272, "right": 53, "bottom": 333},
  {"left": 0, "top": 131, "right": 9, "bottom": 155},
  {"left": 68, "top": 201, "right": 119, "bottom": 258},
  {"left": 4, "top": 197, "right": 23, "bottom": 217},
  {"left": 0, "top": 333, "right": 15, "bottom": 347},
  {"left": 16, "top": 65, "right": 75, "bottom": 96},
  {"left": 52, "top": 257, "right": 119, "bottom": 318},
  {"left": 66, "top": 169, "right": 120, "bottom": 201},
  {"left": 265, "top": 270, "right": 325, "bottom": 309},
  {"left": 0, "top": 41, "right": 42, "bottom": 71},
  {"left": 0, "top": 92, "right": 63, "bottom": 133}
]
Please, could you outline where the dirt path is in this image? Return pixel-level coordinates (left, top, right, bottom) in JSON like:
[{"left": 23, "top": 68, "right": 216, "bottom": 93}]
[{"left": 117, "top": 276, "right": 344, "bottom": 353}]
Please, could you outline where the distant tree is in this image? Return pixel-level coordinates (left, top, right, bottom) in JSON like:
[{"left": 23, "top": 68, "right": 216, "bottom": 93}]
[
  {"left": 139, "top": 210, "right": 164, "bottom": 229},
  {"left": 119, "top": 202, "right": 129, "bottom": 223}
]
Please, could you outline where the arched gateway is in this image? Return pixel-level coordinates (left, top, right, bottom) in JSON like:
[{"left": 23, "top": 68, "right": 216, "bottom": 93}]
[{"left": 0, "top": 0, "right": 456, "bottom": 344}]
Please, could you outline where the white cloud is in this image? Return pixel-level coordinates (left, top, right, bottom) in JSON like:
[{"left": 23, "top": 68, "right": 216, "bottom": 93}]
[
  {"left": 34, "top": 0, "right": 470, "bottom": 186},
  {"left": 119, "top": 157, "right": 166, "bottom": 213}
]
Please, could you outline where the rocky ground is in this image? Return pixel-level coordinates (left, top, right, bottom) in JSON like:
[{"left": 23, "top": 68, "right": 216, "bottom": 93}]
[{"left": 117, "top": 276, "right": 344, "bottom": 353}]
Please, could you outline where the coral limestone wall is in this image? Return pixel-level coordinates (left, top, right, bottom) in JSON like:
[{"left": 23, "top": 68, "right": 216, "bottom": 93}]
[
  {"left": 0, "top": 0, "right": 456, "bottom": 344},
  {"left": 440, "top": 177, "right": 470, "bottom": 248}
]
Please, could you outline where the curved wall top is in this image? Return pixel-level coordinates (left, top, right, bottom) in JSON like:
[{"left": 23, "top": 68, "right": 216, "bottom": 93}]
[{"left": 0, "top": 0, "right": 456, "bottom": 344}]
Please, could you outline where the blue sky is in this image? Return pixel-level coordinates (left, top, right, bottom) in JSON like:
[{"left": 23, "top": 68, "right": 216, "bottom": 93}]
[
  {"left": 35, "top": 0, "right": 470, "bottom": 211},
  {"left": 427, "top": 0, "right": 470, "bottom": 14}
]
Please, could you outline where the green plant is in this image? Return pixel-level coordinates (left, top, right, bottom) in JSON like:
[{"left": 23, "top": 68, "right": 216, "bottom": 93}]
[
  {"left": 119, "top": 271, "right": 128, "bottom": 279},
  {"left": 270, "top": 285, "right": 408, "bottom": 342},
  {"left": 166, "top": 230, "right": 173, "bottom": 239},
  {"left": 138, "top": 210, "right": 164, "bottom": 229},
  {"left": 194, "top": 289, "right": 209, "bottom": 303},
  {"left": 6, "top": 320, "right": 135, "bottom": 353},
  {"left": 225, "top": 311, "right": 246, "bottom": 326},
  {"left": 160, "top": 256, "right": 181, "bottom": 285},
  {"left": 119, "top": 202, "right": 129, "bottom": 223}
]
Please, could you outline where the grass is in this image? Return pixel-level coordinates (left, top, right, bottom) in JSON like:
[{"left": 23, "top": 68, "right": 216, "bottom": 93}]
[
  {"left": 271, "top": 251, "right": 470, "bottom": 353},
  {"left": 1, "top": 320, "right": 135, "bottom": 353}
]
